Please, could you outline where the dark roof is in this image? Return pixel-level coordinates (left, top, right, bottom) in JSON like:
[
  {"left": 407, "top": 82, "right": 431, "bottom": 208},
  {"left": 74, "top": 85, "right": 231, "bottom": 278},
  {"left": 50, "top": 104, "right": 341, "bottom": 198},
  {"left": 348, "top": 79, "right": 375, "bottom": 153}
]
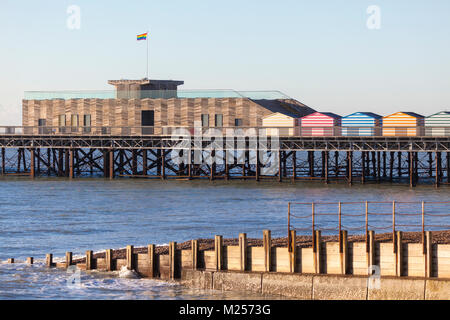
[
  {"left": 401, "top": 112, "right": 425, "bottom": 118},
  {"left": 344, "top": 112, "right": 382, "bottom": 119},
  {"left": 319, "top": 112, "right": 342, "bottom": 119},
  {"left": 252, "top": 99, "right": 316, "bottom": 118}
]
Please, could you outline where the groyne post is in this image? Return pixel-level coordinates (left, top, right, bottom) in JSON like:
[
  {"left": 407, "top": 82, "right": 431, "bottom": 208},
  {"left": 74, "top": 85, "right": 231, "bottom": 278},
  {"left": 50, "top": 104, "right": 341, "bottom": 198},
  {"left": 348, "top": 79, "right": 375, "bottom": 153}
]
[
  {"left": 368, "top": 230, "right": 376, "bottom": 272},
  {"left": 289, "top": 230, "right": 297, "bottom": 273},
  {"left": 191, "top": 240, "right": 198, "bottom": 270},
  {"left": 26, "top": 257, "right": 33, "bottom": 265},
  {"left": 46, "top": 254, "right": 53, "bottom": 267},
  {"left": 396, "top": 231, "right": 403, "bottom": 277},
  {"left": 263, "top": 230, "right": 272, "bottom": 272},
  {"left": 148, "top": 244, "right": 155, "bottom": 277},
  {"left": 215, "top": 235, "right": 223, "bottom": 271},
  {"left": 169, "top": 242, "right": 177, "bottom": 280},
  {"left": 7, "top": 258, "right": 14, "bottom": 264},
  {"left": 65, "top": 252, "right": 72, "bottom": 268},
  {"left": 86, "top": 250, "right": 93, "bottom": 270},
  {"left": 426, "top": 232, "right": 433, "bottom": 278},
  {"left": 239, "top": 233, "right": 247, "bottom": 272},
  {"left": 340, "top": 230, "right": 348, "bottom": 275},
  {"left": 126, "top": 245, "right": 134, "bottom": 270},
  {"left": 105, "top": 249, "right": 113, "bottom": 271},
  {"left": 314, "top": 230, "right": 322, "bottom": 274}
]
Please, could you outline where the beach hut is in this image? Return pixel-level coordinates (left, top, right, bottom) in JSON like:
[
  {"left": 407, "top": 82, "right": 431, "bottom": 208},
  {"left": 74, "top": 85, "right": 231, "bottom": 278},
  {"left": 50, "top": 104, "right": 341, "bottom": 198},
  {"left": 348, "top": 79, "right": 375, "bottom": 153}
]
[
  {"left": 341, "top": 112, "right": 382, "bottom": 136},
  {"left": 425, "top": 111, "right": 450, "bottom": 136},
  {"left": 262, "top": 112, "right": 300, "bottom": 136},
  {"left": 382, "top": 112, "right": 424, "bottom": 137},
  {"left": 300, "top": 112, "right": 341, "bottom": 136}
]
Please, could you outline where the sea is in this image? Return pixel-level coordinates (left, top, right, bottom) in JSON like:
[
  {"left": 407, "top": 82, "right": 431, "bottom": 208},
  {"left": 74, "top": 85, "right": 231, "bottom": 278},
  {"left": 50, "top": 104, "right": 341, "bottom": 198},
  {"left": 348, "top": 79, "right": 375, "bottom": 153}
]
[{"left": 0, "top": 177, "right": 448, "bottom": 299}]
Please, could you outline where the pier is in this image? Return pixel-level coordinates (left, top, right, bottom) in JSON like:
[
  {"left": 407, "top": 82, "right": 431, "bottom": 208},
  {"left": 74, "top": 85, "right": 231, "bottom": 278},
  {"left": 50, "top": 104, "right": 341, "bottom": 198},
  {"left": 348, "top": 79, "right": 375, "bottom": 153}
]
[{"left": 0, "top": 128, "right": 449, "bottom": 187}]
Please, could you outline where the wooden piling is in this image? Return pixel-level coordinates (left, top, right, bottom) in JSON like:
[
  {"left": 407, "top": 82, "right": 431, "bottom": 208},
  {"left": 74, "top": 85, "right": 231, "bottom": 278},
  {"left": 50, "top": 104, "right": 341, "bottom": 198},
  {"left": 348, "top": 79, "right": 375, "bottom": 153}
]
[
  {"left": 289, "top": 230, "right": 296, "bottom": 273},
  {"left": 65, "top": 252, "right": 72, "bottom": 268},
  {"left": 425, "top": 231, "right": 433, "bottom": 278},
  {"left": 109, "top": 148, "right": 114, "bottom": 179},
  {"left": 27, "top": 257, "right": 34, "bottom": 265},
  {"left": 239, "top": 233, "right": 247, "bottom": 272},
  {"left": 368, "top": 230, "right": 376, "bottom": 271},
  {"left": 314, "top": 230, "right": 322, "bottom": 274},
  {"left": 169, "top": 242, "right": 177, "bottom": 280},
  {"left": 215, "top": 235, "right": 223, "bottom": 271},
  {"left": 340, "top": 230, "right": 348, "bottom": 275},
  {"left": 69, "top": 149, "right": 74, "bottom": 179},
  {"left": 46, "top": 254, "right": 53, "bottom": 267},
  {"left": 396, "top": 231, "right": 403, "bottom": 277},
  {"left": 86, "top": 250, "right": 93, "bottom": 271},
  {"left": 263, "top": 230, "right": 272, "bottom": 272},
  {"left": 147, "top": 244, "right": 155, "bottom": 277},
  {"left": 191, "top": 240, "right": 198, "bottom": 270},
  {"left": 105, "top": 249, "right": 113, "bottom": 271},
  {"left": 7, "top": 258, "right": 14, "bottom": 264},
  {"left": 30, "top": 149, "right": 35, "bottom": 178},
  {"left": 126, "top": 245, "right": 134, "bottom": 270},
  {"left": 347, "top": 151, "right": 353, "bottom": 185},
  {"left": 1, "top": 147, "right": 5, "bottom": 175}
]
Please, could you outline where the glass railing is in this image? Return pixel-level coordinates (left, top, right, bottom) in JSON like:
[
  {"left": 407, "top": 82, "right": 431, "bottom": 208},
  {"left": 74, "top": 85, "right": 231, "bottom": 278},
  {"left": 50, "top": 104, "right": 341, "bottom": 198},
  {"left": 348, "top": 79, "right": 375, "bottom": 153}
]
[
  {"left": 0, "top": 126, "right": 450, "bottom": 137},
  {"left": 23, "top": 90, "right": 291, "bottom": 100}
]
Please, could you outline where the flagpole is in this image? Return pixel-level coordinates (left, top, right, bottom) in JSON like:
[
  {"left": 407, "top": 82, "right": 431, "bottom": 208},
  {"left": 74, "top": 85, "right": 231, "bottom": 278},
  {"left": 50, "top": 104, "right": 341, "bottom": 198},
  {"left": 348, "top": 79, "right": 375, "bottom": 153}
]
[{"left": 146, "top": 30, "right": 149, "bottom": 80}]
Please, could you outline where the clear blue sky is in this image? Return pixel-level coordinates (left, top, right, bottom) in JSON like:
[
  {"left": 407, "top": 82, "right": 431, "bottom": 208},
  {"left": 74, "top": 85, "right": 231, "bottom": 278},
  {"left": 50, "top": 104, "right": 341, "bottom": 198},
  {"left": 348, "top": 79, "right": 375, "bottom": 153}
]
[{"left": 0, "top": 0, "right": 449, "bottom": 124}]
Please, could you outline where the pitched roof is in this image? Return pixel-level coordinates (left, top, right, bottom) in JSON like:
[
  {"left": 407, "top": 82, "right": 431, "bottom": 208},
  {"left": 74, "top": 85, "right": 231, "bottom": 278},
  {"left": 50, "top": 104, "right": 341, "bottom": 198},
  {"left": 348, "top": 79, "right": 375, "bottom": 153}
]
[
  {"left": 385, "top": 111, "right": 424, "bottom": 118},
  {"left": 252, "top": 99, "right": 316, "bottom": 118},
  {"left": 344, "top": 112, "right": 382, "bottom": 119}
]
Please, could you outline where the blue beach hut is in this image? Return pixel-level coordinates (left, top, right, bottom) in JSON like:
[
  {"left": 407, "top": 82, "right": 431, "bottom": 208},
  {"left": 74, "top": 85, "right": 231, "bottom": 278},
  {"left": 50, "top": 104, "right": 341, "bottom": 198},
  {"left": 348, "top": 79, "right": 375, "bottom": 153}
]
[{"left": 341, "top": 112, "right": 383, "bottom": 136}]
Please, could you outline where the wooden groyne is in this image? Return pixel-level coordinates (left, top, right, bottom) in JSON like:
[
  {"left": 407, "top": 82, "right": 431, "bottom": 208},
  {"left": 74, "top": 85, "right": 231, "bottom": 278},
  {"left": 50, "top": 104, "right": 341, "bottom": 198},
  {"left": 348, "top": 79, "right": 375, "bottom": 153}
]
[{"left": 6, "top": 229, "right": 450, "bottom": 299}]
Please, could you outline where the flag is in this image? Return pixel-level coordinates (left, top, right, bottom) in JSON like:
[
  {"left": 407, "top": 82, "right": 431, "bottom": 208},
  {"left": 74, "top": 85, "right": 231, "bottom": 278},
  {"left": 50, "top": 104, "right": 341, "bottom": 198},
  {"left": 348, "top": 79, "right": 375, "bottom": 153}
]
[{"left": 137, "top": 33, "right": 148, "bottom": 41}]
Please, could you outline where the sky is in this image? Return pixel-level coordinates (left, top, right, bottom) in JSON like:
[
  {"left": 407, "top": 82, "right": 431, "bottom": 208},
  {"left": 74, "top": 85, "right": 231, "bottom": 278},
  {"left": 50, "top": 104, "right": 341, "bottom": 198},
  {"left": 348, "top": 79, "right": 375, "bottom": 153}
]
[{"left": 0, "top": 0, "right": 450, "bottom": 125}]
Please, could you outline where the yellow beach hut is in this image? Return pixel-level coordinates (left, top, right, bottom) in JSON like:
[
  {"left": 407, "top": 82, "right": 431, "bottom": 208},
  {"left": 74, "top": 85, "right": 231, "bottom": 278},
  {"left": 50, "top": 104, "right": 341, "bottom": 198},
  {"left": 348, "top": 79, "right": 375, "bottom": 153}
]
[
  {"left": 382, "top": 112, "right": 424, "bottom": 137},
  {"left": 262, "top": 112, "right": 300, "bottom": 136}
]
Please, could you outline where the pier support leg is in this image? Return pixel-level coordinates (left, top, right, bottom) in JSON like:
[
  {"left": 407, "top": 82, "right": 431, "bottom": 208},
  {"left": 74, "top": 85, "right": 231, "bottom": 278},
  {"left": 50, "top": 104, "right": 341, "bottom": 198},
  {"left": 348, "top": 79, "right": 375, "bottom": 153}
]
[
  {"left": 409, "top": 151, "right": 414, "bottom": 187},
  {"left": 278, "top": 151, "right": 282, "bottom": 182},
  {"left": 347, "top": 151, "right": 353, "bottom": 186},
  {"left": 1, "top": 148, "right": 5, "bottom": 175},
  {"left": 397, "top": 152, "right": 402, "bottom": 178},
  {"left": 69, "top": 149, "right": 74, "bottom": 179},
  {"left": 361, "top": 152, "right": 366, "bottom": 184},
  {"left": 161, "top": 150, "right": 166, "bottom": 180},
  {"left": 109, "top": 149, "right": 114, "bottom": 179},
  {"left": 30, "top": 148, "right": 35, "bottom": 179},
  {"left": 142, "top": 149, "right": 147, "bottom": 176},
  {"left": 334, "top": 151, "right": 339, "bottom": 177},
  {"left": 389, "top": 152, "right": 394, "bottom": 182},
  {"left": 324, "top": 151, "right": 329, "bottom": 184},
  {"left": 65, "top": 149, "right": 70, "bottom": 177},
  {"left": 436, "top": 152, "right": 441, "bottom": 187},
  {"left": 132, "top": 150, "right": 137, "bottom": 176},
  {"left": 292, "top": 151, "right": 297, "bottom": 182},
  {"left": 447, "top": 152, "right": 450, "bottom": 183}
]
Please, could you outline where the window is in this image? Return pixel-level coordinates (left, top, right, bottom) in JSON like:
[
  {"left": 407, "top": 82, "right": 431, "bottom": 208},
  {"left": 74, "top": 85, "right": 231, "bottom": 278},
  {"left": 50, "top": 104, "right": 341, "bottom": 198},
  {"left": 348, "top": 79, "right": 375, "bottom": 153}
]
[
  {"left": 235, "top": 118, "right": 243, "bottom": 127},
  {"left": 58, "top": 115, "right": 66, "bottom": 127},
  {"left": 83, "top": 115, "right": 91, "bottom": 133},
  {"left": 38, "top": 119, "right": 47, "bottom": 134},
  {"left": 83, "top": 114, "right": 91, "bottom": 127},
  {"left": 201, "top": 114, "right": 210, "bottom": 127},
  {"left": 141, "top": 110, "right": 154, "bottom": 126},
  {"left": 71, "top": 115, "right": 79, "bottom": 127},
  {"left": 215, "top": 114, "right": 223, "bottom": 127}
]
